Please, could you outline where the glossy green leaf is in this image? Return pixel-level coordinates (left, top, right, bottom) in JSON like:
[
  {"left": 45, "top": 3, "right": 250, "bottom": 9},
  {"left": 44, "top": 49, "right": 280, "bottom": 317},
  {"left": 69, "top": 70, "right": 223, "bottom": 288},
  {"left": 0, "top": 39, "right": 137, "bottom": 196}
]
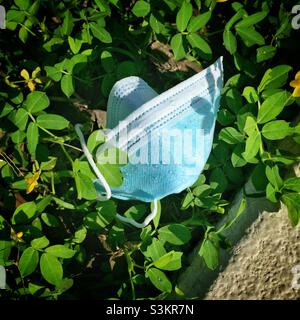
[
  {"left": 61, "top": 74, "right": 74, "bottom": 98},
  {"left": 25, "top": 91, "right": 50, "bottom": 114},
  {"left": 19, "top": 247, "right": 39, "bottom": 277},
  {"left": 187, "top": 11, "right": 211, "bottom": 32},
  {"left": 146, "top": 268, "right": 172, "bottom": 293},
  {"left": 262, "top": 120, "right": 291, "bottom": 140},
  {"left": 176, "top": 1, "right": 193, "bottom": 32},
  {"left": 199, "top": 239, "right": 219, "bottom": 270},
  {"left": 40, "top": 253, "right": 63, "bottom": 286},
  {"left": 219, "top": 127, "right": 244, "bottom": 144},
  {"left": 12, "top": 201, "right": 37, "bottom": 224},
  {"left": 45, "top": 245, "right": 76, "bottom": 259},
  {"left": 223, "top": 29, "right": 237, "bottom": 54},
  {"left": 257, "top": 91, "right": 291, "bottom": 124},
  {"left": 27, "top": 122, "right": 39, "bottom": 158},
  {"left": 132, "top": 1, "right": 150, "bottom": 17},
  {"left": 36, "top": 114, "right": 69, "bottom": 130},
  {"left": 152, "top": 251, "right": 182, "bottom": 271},
  {"left": 170, "top": 33, "right": 185, "bottom": 60},
  {"left": 158, "top": 224, "right": 191, "bottom": 245}
]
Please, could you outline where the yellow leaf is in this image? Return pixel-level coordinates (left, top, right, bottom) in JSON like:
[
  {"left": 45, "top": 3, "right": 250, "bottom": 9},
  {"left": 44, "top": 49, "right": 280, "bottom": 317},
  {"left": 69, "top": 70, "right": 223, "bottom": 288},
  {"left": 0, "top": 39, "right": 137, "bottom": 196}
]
[
  {"left": 21, "top": 69, "right": 30, "bottom": 80},
  {"left": 32, "top": 66, "right": 41, "bottom": 79},
  {"left": 16, "top": 232, "right": 23, "bottom": 239},
  {"left": 25, "top": 170, "right": 41, "bottom": 194},
  {"left": 293, "top": 86, "right": 300, "bottom": 98},
  {"left": 27, "top": 80, "right": 36, "bottom": 92}
]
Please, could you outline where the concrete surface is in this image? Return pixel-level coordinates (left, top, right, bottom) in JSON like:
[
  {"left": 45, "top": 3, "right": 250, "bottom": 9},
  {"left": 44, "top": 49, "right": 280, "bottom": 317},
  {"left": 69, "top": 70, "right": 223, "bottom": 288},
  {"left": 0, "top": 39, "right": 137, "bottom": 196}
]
[{"left": 205, "top": 206, "right": 300, "bottom": 300}]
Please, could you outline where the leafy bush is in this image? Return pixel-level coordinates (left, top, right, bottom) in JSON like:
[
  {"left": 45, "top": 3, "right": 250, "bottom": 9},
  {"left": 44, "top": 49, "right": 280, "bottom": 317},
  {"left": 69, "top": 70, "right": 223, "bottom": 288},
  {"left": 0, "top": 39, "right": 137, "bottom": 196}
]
[{"left": 0, "top": 0, "right": 300, "bottom": 299}]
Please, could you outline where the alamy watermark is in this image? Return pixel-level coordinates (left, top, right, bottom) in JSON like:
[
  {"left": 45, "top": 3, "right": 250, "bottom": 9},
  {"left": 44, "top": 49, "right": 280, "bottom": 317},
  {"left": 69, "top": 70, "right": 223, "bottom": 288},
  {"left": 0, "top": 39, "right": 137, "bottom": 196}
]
[
  {"left": 94, "top": 124, "right": 206, "bottom": 176},
  {"left": 292, "top": 5, "right": 300, "bottom": 30},
  {"left": 0, "top": 5, "right": 5, "bottom": 30}
]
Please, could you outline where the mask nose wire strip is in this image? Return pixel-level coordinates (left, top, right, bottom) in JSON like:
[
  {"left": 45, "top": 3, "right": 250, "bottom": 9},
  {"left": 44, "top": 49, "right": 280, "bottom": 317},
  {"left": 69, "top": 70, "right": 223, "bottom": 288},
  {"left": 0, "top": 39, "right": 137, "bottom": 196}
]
[{"left": 75, "top": 123, "right": 158, "bottom": 228}]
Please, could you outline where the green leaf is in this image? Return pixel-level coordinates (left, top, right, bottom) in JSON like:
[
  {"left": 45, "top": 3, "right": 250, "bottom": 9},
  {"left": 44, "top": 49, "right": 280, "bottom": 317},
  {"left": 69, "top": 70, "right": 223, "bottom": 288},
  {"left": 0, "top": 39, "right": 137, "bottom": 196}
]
[
  {"left": 40, "top": 253, "right": 63, "bottom": 286},
  {"left": 19, "top": 247, "right": 39, "bottom": 277},
  {"left": 199, "top": 239, "right": 219, "bottom": 270},
  {"left": 68, "top": 36, "right": 82, "bottom": 55},
  {"left": 236, "top": 27, "right": 265, "bottom": 46},
  {"left": 14, "top": 108, "right": 28, "bottom": 131},
  {"left": 36, "top": 114, "right": 69, "bottom": 130},
  {"left": 283, "top": 177, "right": 300, "bottom": 193},
  {"left": 158, "top": 224, "right": 191, "bottom": 245},
  {"left": 61, "top": 74, "right": 74, "bottom": 98},
  {"left": 243, "top": 131, "right": 261, "bottom": 161},
  {"left": 187, "top": 33, "right": 212, "bottom": 59},
  {"left": 72, "top": 226, "right": 87, "bottom": 244},
  {"left": 176, "top": 1, "right": 193, "bottom": 32},
  {"left": 235, "top": 11, "right": 267, "bottom": 28},
  {"left": 209, "top": 167, "right": 228, "bottom": 193},
  {"left": 41, "top": 212, "right": 60, "bottom": 228},
  {"left": 61, "top": 10, "right": 74, "bottom": 36},
  {"left": 149, "top": 13, "right": 164, "bottom": 34},
  {"left": 256, "top": 45, "right": 277, "bottom": 63},
  {"left": 25, "top": 91, "right": 50, "bottom": 114},
  {"left": 225, "top": 9, "right": 244, "bottom": 30},
  {"left": 97, "top": 163, "right": 123, "bottom": 188},
  {"left": 181, "top": 191, "right": 194, "bottom": 210},
  {"left": 45, "top": 66, "right": 62, "bottom": 82},
  {"left": 101, "top": 50, "right": 115, "bottom": 73},
  {"left": 0, "top": 103, "right": 14, "bottom": 118},
  {"left": 27, "top": 122, "right": 39, "bottom": 159},
  {"left": 251, "top": 164, "right": 268, "bottom": 191},
  {"left": 144, "top": 238, "right": 166, "bottom": 261},
  {"left": 74, "top": 172, "right": 97, "bottom": 200},
  {"left": 132, "top": 0, "right": 150, "bottom": 17},
  {"left": 19, "top": 27, "right": 28, "bottom": 43},
  {"left": 258, "top": 65, "right": 292, "bottom": 93},
  {"left": 262, "top": 120, "right": 292, "bottom": 140},
  {"left": 281, "top": 193, "right": 300, "bottom": 226},
  {"left": 223, "top": 29, "right": 237, "bottom": 55},
  {"left": 231, "top": 144, "right": 247, "bottom": 167},
  {"left": 45, "top": 245, "right": 75, "bottom": 259},
  {"left": 90, "top": 22, "right": 112, "bottom": 43},
  {"left": 265, "top": 165, "right": 283, "bottom": 190},
  {"left": 31, "top": 236, "right": 50, "bottom": 250},
  {"left": 15, "top": 0, "right": 31, "bottom": 10},
  {"left": 12, "top": 201, "right": 37, "bottom": 224},
  {"left": 170, "top": 33, "right": 185, "bottom": 60},
  {"left": 152, "top": 251, "right": 182, "bottom": 271},
  {"left": 187, "top": 11, "right": 211, "bottom": 32},
  {"left": 219, "top": 127, "right": 244, "bottom": 144},
  {"left": 87, "top": 130, "right": 106, "bottom": 153},
  {"left": 146, "top": 268, "right": 172, "bottom": 293},
  {"left": 242, "top": 86, "right": 258, "bottom": 103},
  {"left": 266, "top": 183, "right": 277, "bottom": 203},
  {"left": 84, "top": 201, "right": 116, "bottom": 230},
  {"left": 225, "top": 88, "right": 243, "bottom": 114},
  {"left": 257, "top": 91, "right": 291, "bottom": 124}
]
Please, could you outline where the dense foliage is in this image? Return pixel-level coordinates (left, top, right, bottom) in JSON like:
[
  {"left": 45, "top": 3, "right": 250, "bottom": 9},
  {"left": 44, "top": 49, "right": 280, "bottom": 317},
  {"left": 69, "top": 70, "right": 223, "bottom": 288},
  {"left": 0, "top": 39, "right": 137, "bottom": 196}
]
[{"left": 0, "top": 0, "right": 300, "bottom": 299}]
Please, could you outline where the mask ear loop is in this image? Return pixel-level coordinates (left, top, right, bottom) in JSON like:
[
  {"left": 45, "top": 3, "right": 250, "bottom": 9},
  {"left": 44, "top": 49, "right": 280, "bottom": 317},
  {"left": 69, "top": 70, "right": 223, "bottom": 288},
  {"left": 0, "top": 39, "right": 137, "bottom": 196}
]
[{"left": 75, "top": 124, "right": 158, "bottom": 228}]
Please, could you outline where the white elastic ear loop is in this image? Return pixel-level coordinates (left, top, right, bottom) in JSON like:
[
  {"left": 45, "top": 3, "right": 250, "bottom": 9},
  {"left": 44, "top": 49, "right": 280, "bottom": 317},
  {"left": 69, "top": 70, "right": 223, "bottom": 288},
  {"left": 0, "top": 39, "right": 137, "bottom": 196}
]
[
  {"left": 116, "top": 199, "right": 159, "bottom": 228},
  {"left": 75, "top": 124, "right": 158, "bottom": 228},
  {"left": 75, "top": 124, "right": 112, "bottom": 201}
]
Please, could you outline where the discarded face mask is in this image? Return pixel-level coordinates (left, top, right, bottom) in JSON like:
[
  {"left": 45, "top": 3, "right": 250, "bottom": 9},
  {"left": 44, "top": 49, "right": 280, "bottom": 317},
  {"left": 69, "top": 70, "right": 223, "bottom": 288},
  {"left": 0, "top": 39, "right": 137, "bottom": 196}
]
[{"left": 75, "top": 57, "right": 223, "bottom": 228}]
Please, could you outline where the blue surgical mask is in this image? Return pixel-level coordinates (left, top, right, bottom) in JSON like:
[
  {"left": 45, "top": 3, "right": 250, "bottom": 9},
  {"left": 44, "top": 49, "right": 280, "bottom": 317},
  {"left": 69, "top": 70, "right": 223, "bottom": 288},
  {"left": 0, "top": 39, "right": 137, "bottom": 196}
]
[{"left": 75, "top": 57, "right": 223, "bottom": 228}]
